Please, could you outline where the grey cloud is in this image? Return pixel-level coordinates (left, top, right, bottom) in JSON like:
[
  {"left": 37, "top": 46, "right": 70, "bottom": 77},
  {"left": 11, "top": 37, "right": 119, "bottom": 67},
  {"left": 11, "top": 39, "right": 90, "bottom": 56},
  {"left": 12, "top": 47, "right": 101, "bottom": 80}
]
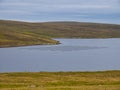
[
  {"left": 0, "top": 0, "right": 119, "bottom": 24},
  {"left": 117, "top": 0, "right": 120, "bottom": 5},
  {"left": 0, "top": 0, "right": 3, "bottom": 2}
]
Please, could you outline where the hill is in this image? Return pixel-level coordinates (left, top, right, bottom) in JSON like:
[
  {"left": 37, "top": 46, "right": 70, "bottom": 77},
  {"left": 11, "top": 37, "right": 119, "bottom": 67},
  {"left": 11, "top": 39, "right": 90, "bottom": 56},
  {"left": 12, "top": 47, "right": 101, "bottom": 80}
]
[{"left": 0, "top": 20, "right": 120, "bottom": 47}]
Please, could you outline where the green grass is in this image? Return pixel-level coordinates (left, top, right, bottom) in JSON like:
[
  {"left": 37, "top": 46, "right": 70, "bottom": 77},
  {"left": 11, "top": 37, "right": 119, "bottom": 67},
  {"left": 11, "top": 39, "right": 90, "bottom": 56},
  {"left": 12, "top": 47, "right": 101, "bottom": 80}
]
[
  {"left": 0, "top": 20, "right": 120, "bottom": 47},
  {"left": 0, "top": 71, "right": 120, "bottom": 90}
]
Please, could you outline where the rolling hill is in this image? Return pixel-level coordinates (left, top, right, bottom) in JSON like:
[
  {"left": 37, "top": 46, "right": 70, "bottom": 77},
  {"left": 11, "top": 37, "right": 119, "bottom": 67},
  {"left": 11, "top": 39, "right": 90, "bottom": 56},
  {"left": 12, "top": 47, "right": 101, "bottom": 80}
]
[{"left": 0, "top": 20, "right": 120, "bottom": 47}]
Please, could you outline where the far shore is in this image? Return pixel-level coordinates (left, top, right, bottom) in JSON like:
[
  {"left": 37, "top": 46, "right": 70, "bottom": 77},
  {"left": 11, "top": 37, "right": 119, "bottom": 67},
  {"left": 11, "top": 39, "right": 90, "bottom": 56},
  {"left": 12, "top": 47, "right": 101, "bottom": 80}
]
[
  {"left": 1, "top": 38, "right": 120, "bottom": 48},
  {"left": 1, "top": 20, "right": 120, "bottom": 48}
]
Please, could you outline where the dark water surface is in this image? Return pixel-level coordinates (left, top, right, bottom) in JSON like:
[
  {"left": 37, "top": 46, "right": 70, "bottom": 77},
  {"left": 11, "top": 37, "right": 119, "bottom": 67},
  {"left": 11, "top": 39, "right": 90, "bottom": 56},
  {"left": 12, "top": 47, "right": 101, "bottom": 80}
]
[{"left": 0, "top": 38, "right": 120, "bottom": 72}]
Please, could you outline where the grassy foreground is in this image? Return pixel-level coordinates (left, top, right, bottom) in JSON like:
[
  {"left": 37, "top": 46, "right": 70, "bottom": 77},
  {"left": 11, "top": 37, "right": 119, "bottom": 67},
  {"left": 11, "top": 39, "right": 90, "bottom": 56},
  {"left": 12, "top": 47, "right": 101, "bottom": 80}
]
[
  {"left": 0, "top": 20, "right": 120, "bottom": 47},
  {"left": 0, "top": 71, "right": 120, "bottom": 90}
]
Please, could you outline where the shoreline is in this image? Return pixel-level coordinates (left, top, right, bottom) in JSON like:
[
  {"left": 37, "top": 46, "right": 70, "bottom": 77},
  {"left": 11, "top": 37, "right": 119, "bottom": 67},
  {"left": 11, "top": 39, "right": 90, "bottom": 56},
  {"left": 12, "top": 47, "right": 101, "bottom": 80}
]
[
  {"left": 0, "top": 70, "right": 120, "bottom": 73},
  {"left": 0, "top": 38, "right": 120, "bottom": 48}
]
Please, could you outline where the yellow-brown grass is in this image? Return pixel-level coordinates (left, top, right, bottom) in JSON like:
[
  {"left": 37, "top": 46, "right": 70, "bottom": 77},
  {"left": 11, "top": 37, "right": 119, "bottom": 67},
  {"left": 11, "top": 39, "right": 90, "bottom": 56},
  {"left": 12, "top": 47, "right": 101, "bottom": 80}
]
[{"left": 0, "top": 71, "right": 120, "bottom": 90}]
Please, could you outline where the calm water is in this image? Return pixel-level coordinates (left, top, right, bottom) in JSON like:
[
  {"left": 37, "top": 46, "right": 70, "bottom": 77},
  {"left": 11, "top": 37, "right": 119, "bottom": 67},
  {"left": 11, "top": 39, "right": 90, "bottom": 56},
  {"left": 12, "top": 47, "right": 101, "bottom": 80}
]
[{"left": 0, "top": 38, "right": 120, "bottom": 72}]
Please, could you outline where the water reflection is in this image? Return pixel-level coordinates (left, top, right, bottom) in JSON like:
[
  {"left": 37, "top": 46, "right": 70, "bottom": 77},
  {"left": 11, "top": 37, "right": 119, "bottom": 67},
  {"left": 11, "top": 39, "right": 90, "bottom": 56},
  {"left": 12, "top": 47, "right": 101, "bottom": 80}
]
[{"left": 23, "top": 46, "right": 105, "bottom": 51}]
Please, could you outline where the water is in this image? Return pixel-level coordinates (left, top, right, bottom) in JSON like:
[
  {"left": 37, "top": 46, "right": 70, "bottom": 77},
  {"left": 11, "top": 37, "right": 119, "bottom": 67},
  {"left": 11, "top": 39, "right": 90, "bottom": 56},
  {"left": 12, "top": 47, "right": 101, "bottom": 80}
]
[{"left": 0, "top": 38, "right": 120, "bottom": 72}]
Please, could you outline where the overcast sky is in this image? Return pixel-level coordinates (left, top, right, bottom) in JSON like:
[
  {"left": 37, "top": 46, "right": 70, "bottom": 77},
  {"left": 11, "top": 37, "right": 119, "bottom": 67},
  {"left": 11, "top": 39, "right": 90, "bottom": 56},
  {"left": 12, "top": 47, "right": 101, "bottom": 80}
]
[{"left": 0, "top": 0, "right": 120, "bottom": 24}]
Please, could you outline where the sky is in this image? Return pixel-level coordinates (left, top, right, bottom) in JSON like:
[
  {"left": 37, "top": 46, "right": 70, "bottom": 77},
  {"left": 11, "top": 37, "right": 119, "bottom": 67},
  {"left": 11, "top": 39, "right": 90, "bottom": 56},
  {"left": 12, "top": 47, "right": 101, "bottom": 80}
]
[{"left": 0, "top": 0, "right": 120, "bottom": 24}]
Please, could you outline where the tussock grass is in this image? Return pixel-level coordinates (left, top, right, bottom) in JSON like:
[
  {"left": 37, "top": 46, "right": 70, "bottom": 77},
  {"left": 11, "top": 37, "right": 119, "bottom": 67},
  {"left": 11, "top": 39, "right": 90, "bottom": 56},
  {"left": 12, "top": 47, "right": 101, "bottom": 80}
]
[{"left": 0, "top": 71, "right": 120, "bottom": 90}]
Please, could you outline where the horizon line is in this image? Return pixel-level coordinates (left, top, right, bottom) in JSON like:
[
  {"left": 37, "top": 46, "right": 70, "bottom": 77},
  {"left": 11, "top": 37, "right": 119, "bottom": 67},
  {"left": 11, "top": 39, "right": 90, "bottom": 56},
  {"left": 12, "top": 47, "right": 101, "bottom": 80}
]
[{"left": 0, "top": 19, "right": 120, "bottom": 25}]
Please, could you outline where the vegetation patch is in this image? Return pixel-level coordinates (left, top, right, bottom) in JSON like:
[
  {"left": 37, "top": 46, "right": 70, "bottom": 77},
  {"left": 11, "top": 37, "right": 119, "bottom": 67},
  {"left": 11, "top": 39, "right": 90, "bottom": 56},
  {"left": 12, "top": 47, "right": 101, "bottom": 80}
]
[{"left": 0, "top": 71, "right": 120, "bottom": 90}]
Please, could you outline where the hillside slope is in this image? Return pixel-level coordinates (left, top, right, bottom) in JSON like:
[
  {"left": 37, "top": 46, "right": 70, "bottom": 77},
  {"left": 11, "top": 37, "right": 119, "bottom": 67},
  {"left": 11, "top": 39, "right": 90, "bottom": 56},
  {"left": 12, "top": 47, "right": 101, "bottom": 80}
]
[
  {"left": 0, "top": 20, "right": 120, "bottom": 47},
  {"left": 0, "top": 20, "right": 59, "bottom": 47}
]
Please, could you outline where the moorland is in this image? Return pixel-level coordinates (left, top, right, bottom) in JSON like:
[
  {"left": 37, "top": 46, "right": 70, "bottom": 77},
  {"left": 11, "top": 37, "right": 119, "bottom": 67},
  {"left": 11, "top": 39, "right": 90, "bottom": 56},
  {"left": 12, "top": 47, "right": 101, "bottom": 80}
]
[
  {"left": 0, "top": 20, "right": 120, "bottom": 47},
  {"left": 0, "top": 71, "right": 120, "bottom": 90}
]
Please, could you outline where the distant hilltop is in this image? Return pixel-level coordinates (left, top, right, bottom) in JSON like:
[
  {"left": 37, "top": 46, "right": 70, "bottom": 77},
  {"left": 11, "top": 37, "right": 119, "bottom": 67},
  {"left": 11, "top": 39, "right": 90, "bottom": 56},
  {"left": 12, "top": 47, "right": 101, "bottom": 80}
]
[{"left": 0, "top": 20, "right": 120, "bottom": 47}]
